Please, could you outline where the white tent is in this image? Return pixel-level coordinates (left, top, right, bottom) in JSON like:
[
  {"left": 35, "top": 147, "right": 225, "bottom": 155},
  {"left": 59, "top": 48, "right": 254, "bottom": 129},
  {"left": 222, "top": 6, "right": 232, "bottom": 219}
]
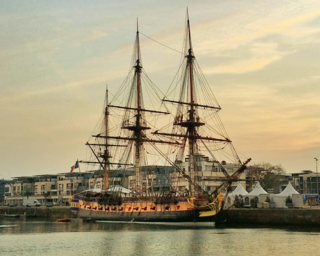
[
  {"left": 275, "top": 182, "right": 299, "bottom": 197},
  {"left": 229, "top": 183, "right": 248, "bottom": 196},
  {"left": 247, "top": 182, "right": 268, "bottom": 196}
]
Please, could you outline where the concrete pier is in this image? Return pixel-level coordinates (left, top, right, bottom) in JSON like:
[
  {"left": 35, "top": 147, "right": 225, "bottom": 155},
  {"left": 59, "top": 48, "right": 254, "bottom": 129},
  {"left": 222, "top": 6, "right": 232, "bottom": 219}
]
[{"left": 225, "top": 208, "right": 320, "bottom": 226}]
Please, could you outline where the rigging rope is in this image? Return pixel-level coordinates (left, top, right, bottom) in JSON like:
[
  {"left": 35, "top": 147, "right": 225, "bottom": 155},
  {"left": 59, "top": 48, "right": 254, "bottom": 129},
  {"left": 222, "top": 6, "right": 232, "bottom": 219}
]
[{"left": 139, "top": 32, "right": 183, "bottom": 54}]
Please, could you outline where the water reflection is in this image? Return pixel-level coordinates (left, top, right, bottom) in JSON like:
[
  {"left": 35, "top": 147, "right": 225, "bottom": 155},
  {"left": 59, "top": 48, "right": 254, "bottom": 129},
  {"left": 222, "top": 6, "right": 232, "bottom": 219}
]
[
  {"left": 1, "top": 218, "right": 320, "bottom": 256},
  {"left": 0, "top": 218, "right": 216, "bottom": 235}
]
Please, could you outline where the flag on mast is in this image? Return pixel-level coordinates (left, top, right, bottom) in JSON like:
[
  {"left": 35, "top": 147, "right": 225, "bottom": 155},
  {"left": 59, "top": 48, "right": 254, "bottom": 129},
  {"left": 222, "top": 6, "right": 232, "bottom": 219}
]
[{"left": 70, "top": 160, "right": 79, "bottom": 172}]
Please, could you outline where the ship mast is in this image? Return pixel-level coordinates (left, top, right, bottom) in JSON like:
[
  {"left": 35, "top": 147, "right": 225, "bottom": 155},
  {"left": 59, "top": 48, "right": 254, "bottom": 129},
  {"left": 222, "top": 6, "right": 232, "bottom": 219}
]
[
  {"left": 104, "top": 86, "right": 109, "bottom": 190},
  {"left": 90, "top": 19, "right": 179, "bottom": 194},
  {"left": 154, "top": 10, "right": 238, "bottom": 196},
  {"left": 133, "top": 21, "right": 143, "bottom": 191},
  {"left": 117, "top": 20, "right": 147, "bottom": 191},
  {"left": 186, "top": 13, "right": 196, "bottom": 195}
]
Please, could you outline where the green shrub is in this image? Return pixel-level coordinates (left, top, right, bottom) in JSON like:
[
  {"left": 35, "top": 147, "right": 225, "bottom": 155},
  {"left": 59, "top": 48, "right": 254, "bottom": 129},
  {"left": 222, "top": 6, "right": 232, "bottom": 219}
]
[
  {"left": 234, "top": 195, "right": 244, "bottom": 208},
  {"left": 285, "top": 196, "right": 292, "bottom": 204}
]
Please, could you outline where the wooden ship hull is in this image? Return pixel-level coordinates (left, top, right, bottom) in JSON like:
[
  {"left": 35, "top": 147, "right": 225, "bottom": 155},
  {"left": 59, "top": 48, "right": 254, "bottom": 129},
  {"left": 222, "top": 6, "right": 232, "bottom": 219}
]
[{"left": 76, "top": 197, "right": 218, "bottom": 222}]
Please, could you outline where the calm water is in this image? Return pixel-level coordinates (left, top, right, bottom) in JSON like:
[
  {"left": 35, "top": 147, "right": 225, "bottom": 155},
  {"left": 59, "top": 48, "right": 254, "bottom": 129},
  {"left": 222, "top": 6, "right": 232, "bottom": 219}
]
[{"left": 0, "top": 218, "right": 320, "bottom": 256}]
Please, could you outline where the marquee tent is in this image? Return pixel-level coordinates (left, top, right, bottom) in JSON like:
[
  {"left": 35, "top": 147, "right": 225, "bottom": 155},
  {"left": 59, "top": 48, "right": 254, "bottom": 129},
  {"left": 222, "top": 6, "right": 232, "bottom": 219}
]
[
  {"left": 247, "top": 182, "right": 268, "bottom": 196},
  {"left": 275, "top": 182, "right": 299, "bottom": 197},
  {"left": 229, "top": 183, "right": 248, "bottom": 196}
]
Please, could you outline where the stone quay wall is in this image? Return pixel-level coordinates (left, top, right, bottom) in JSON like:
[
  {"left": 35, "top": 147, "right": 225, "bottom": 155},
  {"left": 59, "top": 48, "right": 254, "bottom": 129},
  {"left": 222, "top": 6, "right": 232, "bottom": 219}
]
[
  {"left": 225, "top": 208, "right": 320, "bottom": 226},
  {"left": 0, "top": 207, "right": 75, "bottom": 219},
  {"left": 2, "top": 207, "right": 320, "bottom": 225}
]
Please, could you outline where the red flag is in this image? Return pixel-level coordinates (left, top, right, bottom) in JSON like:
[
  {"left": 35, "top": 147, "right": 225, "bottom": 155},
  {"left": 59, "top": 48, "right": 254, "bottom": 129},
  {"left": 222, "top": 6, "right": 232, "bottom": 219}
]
[{"left": 70, "top": 165, "right": 75, "bottom": 172}]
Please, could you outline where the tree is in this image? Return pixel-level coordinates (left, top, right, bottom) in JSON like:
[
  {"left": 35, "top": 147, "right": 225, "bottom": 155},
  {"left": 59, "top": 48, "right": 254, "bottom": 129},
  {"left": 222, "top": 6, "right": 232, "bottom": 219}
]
[
  {"left": 234, "top": 195, "right": 244, "bottom": 208},
  {"left": 265, "top": 196, "right": 271, "bottom": 203},
  {"left": 43, "top": 192, "right": 50, "bottom": 203},
  {"left": 246, "top": 162, "right": 286, "bottom": 192},
  {"left": 24, "top": 191, "right": 33, "bottom": 199},
  {"left": 250, "top": 197, "right": 258, "bottom": 208}
]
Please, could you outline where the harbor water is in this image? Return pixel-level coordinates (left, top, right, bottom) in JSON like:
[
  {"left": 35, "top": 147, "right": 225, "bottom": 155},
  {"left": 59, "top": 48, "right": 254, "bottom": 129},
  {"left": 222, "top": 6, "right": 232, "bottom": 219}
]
[{"left": 0, "top": 218, "right": 320, "bottom": 256}]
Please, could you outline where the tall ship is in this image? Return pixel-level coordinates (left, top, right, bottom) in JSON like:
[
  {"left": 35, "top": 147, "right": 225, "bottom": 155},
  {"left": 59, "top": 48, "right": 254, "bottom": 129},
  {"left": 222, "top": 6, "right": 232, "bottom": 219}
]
[{"left": 73, "top": 12, "right": 251, "bottom": 222}]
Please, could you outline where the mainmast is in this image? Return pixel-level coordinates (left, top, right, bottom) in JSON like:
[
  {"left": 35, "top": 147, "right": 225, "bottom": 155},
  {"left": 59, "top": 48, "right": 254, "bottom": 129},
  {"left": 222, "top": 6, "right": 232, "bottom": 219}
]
[
  {"left": 117, "top": 20, "right": 146, "bottom": 191},
  {"left": 96, "top": 19, "right": 178, "bottom": 194},
  {"left": 154, "top": 11, "right": 237, "bottom": 196},
  {"left": 186, "top": 13, "right": 196, "bottom": 195},
  {"left": 83, "top": 19, "right": 180, "bottom": 193},
  {"left": 133, "top": 21, "right": 143, "bottom": 191}
]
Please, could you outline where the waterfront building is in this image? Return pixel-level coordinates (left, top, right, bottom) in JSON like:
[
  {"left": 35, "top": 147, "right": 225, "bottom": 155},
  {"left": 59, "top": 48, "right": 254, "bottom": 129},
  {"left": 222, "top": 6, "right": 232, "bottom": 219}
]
[
  {"left": 3, "top": 158, "right": 246, "bottom": 205},
  {"left": 292, "top": 170, "right": 320, "bottom": 194},
  {"left": 245, "top": 171, "right": 292, "bottom": 194},
  {"left": 176, "top": 155, "right": 246, "bottom": 193},
  {"left": 111, "top": 157, "right": 246, "bottom": 194},
  {"left": 5, "top": 173, "right": 86, "bottom": 206},
  {"left": 0, "top": 180, "right": 13, "bottom": 205}
]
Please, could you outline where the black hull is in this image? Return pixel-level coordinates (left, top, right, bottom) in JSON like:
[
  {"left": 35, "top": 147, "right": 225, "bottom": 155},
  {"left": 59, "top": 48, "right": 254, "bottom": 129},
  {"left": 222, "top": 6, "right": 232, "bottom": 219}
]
[{"left": 78, "top": 208, "right": 216, "bottom": 222}]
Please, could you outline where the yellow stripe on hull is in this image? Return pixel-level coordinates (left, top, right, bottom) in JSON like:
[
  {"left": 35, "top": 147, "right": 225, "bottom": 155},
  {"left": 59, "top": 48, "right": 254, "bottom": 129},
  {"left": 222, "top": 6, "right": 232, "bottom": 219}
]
[{"left": 199, "top": 210, "right": 217, "bottom": 217}]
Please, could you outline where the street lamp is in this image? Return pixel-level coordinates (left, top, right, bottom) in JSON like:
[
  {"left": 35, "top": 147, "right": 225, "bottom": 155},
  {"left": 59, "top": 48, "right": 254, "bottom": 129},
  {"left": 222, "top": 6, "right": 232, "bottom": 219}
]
[{"left": 315, "top": 158, "right": 318, "bottom": 195}]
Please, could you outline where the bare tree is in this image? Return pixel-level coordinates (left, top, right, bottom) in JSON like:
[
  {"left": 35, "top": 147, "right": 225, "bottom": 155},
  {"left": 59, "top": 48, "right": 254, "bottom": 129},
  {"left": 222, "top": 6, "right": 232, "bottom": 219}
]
[{"left": 247, "top": 163, "right": 286, "bottom": 191}]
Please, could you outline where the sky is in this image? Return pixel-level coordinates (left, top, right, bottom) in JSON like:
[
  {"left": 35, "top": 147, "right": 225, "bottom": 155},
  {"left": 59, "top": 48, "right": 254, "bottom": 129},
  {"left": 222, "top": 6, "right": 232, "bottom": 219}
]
[{"left": 1, "top": 0, "right": 320, "bottom": 179}]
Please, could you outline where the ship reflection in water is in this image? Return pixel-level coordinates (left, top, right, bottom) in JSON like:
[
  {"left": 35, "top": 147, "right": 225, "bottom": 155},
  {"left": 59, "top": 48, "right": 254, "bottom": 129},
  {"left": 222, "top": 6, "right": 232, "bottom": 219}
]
[{"left": 1, "top": 219, "right": 320, "bottom": 256}]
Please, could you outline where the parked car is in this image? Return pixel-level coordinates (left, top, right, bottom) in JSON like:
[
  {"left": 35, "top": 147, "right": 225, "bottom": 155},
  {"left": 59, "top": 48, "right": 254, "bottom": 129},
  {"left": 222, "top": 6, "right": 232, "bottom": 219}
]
[{"left": 45, "top": 202, "right": 53, "bottom": 207}]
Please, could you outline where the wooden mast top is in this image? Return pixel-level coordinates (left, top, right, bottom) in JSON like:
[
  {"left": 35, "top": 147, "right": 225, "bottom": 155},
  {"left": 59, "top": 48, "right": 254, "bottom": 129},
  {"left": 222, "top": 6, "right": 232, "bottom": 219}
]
[{"left": 136, "top": 17, "right": 141, "bottom": 110}]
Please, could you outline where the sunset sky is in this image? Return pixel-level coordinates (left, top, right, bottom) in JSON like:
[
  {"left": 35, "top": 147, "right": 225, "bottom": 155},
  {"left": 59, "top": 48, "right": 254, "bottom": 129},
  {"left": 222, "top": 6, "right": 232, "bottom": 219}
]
[{"left": 1, "top": 0, "right": 320, "bottom": 179}]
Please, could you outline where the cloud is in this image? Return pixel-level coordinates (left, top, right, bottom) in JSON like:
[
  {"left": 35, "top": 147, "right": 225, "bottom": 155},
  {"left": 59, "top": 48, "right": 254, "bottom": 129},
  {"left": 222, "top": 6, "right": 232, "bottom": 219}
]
[
  {"left": 203, "top": 54, "right": 279, "bottom": 74},
  {"left": 205, "top": 57, "right": 277, "bottom": 74},
  {"left": 192, "top": 2, "right": 320, "bottom": 74},
  {"left": 86, "top": 30, "right": 108, "bottom": 41},
  {"left": 0, "top": 76, "right": 105, "bottom": 103},
  {"left": 202, "top": 41, "right": 285, "bottom": 74}
]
